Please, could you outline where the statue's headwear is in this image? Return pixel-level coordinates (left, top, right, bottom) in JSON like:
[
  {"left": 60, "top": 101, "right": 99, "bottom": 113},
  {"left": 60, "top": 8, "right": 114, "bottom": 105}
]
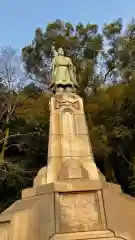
[{"left": 58, "top": 48, "right": 64, "bottom": 55}]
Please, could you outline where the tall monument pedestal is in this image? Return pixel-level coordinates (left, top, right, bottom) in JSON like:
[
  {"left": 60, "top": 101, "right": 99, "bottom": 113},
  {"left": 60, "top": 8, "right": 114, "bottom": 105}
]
[{"left": 0, "top": 93, "right": 134, "bottom": 239}]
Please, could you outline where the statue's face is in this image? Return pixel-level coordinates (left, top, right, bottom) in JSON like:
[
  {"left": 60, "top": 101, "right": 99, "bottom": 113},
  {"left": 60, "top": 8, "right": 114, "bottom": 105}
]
[{"left": 58, "top": 48, "right": 64, "bottom": 56}]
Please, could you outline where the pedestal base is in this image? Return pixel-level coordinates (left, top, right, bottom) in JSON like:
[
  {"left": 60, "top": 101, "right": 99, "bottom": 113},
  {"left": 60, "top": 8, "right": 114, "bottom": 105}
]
[
  {"left": 51, "top": 230, "right": 125, "bottom": 240},
  {"left": 0, "top": 180, "right": 129, "bottom": 240}
]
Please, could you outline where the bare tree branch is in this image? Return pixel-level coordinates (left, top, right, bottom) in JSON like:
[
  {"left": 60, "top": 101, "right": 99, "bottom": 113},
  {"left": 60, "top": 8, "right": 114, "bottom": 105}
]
[
  {"left": 0, "top": 46, "right": 28, "bottom": 161},
  {"left": 103, "top": 66, "right": 115, "bottom": 83},
  {"left": 118, "top": 145, "right": 135, "bottom": 170},
  {"left": 0, "top": 132, "right": 35, "bottom": 144}
]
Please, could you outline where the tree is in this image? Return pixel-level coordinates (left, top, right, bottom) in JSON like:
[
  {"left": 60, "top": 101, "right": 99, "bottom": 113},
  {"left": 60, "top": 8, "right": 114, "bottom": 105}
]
[
  {"left": 102, "top": 18, "right": 135, "bottom": 84},
  {"left": 102, "top": 18, "right": 123, "bottom": 83},
  {"left": 0, "top": 46, "right": 27, "bottom": 163},
  {"left": 0, "top": 81, "right": 49, "bottom": 213},
  {"left": 118, "top": 19, "right": 135, "bottom": 82},
  {"left": 22, "top": 20, "right": 103, "bottom": 99}
]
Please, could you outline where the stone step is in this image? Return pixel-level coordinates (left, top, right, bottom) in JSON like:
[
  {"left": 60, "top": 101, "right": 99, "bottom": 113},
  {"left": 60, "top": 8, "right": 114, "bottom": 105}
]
[
  {"left": 102, "top": 182, "right": 121, "bottom": 194},
  {"left": 51, "top": 230, "right": 115, "bottom": 240}
]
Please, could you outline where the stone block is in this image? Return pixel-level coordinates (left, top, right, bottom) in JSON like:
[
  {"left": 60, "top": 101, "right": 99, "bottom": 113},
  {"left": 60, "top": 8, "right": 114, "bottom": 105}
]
[
  {"left": 50, "top": 230, "right": 124, "bottom": 240},
  {"left": 55, "top": 191, "right": 105, "bottom": 233},
  {"left": 33, "top": 166, "right": 47, "bottom": 186},
  {"left": 0, "top": 180, "right": 131, "bottom": 240}
]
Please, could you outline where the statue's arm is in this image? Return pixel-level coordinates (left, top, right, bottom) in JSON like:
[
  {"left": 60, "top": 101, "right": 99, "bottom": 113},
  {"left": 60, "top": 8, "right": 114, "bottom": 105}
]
[
  {"left": 68, "top": 58, "right": 72, "bottom": 68},
  {"left": 68, "top": 58, "right": 79, "bottom": 87},
  {"left": 49, "top": 59, "right": 56, "bottom": 86},
  {"left": 69, "top": 58, "right": 76, "bottom": 72},
  {"left": 52, "top": 59, "right": 55, "bottom": 75}
]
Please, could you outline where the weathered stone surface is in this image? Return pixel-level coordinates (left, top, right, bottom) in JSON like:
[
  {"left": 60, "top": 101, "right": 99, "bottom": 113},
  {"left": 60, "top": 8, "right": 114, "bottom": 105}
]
[
  {"left": 102, "top": 182, "right": 135, "bottom": 240},
  {"left": 0, "top": 223, "right": 10, "bottom": 240},
  {"left": 47, "top": 93, "right": 99, "bottom": 183},
  {"left": 0, "top": 193, "right": 55, "bottom": 240},
  {"left": 33, "top": 166, "right": 47, "bottom": 186},
  {"left": 0, "top": 180, "right": 133, "bottom": 239},
  {"left": 57, "top": 192, "right": 103, "bottom": 232},
  {"left": 50, "top": 230, "right": 125, "bottom": 240},
  {"left": 22, "top": 180, "right": 102, "bottom": 198}
]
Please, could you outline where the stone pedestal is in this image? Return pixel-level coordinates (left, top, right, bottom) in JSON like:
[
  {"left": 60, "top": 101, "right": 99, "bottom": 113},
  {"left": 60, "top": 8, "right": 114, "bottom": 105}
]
[
  {"left": 0, "top": 180, "right": 130, "bottom": 240},
  {"left": 47, "top": 93, "right": 99, "bottom": 183},
  {"left": 0, "top": 180, "right": 128, "bottom": 240},
  {"left": 23, "top": 180, "right": 106, "bottom": 235},
  {"left": 0, "top": 93, "right": 134, "bottom": 239}
]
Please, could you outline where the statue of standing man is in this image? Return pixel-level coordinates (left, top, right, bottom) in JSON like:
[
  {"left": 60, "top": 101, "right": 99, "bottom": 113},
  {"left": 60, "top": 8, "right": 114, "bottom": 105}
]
[{"left": 49, "top": 46, "right": 79, "bottom": 93}]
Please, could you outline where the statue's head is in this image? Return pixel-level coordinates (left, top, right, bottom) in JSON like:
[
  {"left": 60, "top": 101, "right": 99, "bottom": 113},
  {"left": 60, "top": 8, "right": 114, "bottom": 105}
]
[{"left": 58, "top": 48, "right": 64, "bottom": 56}]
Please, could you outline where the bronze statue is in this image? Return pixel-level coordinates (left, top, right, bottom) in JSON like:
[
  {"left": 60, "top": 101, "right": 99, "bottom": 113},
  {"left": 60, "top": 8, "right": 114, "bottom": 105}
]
[{"left": 49, "top": 46, "right": 79, "bottom": 93}]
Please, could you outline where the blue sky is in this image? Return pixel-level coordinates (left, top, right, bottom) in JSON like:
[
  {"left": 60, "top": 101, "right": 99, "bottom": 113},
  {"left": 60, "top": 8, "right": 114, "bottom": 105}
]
[{"left": 0, "top": 0, "right": 135, "bottom": 52}]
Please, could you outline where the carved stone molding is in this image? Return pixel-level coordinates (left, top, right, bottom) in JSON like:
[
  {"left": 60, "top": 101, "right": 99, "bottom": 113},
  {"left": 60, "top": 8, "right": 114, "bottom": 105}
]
[{"left": 55, "top": 100, "right": 80, "bottom": 110}]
